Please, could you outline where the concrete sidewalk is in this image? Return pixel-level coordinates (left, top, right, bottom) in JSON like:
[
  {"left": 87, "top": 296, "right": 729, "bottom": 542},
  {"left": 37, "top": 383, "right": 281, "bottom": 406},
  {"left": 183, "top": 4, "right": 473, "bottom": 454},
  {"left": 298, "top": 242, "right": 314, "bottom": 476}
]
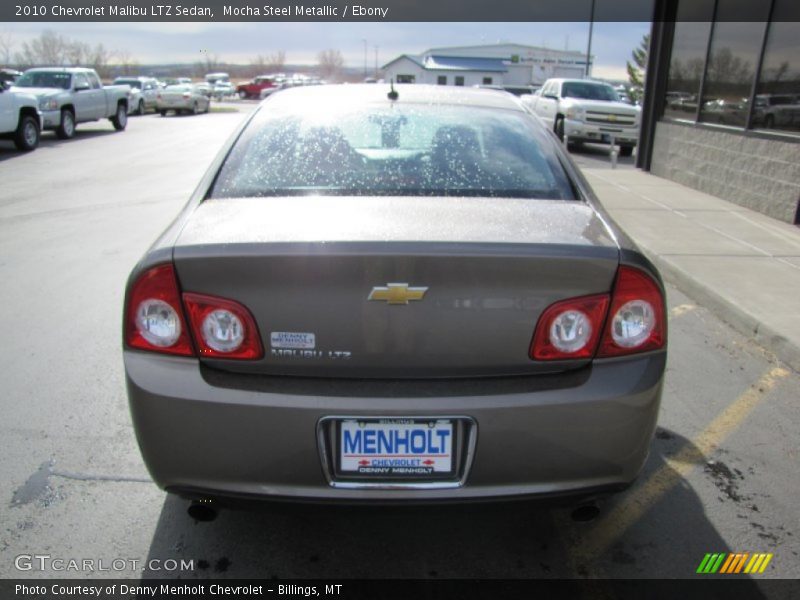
[{"left": 585, "top": 168, "right": 800, "bottom": 372}]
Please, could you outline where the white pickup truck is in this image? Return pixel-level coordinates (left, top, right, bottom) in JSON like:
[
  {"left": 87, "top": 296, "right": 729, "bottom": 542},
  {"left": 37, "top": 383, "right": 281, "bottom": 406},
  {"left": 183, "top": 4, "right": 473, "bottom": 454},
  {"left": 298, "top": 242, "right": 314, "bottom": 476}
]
[
  {"left": 523, "top": 78, "right": 640, "bottom": 156},
  {"left": 0, "top": 83, "right": 40, "bottom": 151},
  {"left": 12, "top": 67, "right": 129, "bottom": 139}
]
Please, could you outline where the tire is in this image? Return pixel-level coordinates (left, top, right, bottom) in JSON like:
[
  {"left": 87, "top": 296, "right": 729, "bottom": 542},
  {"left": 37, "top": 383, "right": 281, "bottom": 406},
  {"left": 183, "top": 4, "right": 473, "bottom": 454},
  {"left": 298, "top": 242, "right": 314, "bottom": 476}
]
[
  {"left": 555, "top": 117, "right": 565, "bottom": 141},
  {"left": 110, "top": 102, "right": 128, "bottom": 131},
  {"left": 619, "top": 145, "right": 634, "bottom": 157},
  {"left": 14, "top": 114, "right": 40, "bottom": 152},
  {"left": 159, "top": 110, "right": 168, "bottom": 117},
  {"left": 238, "top": 90, "right": 247, "bottom": 99},
  {"left": 192, "top": 102, "right": 199, "bottom": 115},
  {"left": 136, "top": 99, "right": 145, "bottom": 116},
  {"left": 55, "top": 108, "right": 76, "bottom": 139}
]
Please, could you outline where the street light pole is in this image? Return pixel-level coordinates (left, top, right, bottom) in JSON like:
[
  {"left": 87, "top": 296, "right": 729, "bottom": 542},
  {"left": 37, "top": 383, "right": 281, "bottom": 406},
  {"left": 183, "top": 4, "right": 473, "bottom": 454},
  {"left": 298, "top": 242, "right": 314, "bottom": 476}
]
[
  {"left": 374, "top": 45, "right": 379, "bottom": 79},
  {"left": 585, "top": 0, "right": 595, "bottom": 78},
  {"left": 362, "top": 39, "right": 367, "bottom": 78}
]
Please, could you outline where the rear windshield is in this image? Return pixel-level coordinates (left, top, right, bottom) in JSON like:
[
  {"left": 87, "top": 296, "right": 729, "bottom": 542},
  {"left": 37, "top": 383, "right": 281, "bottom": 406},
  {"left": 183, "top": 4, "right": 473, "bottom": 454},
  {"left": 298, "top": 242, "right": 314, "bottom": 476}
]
[
  {"left": 562, "top": 82, "right": 619, "bottom": 102},
  {"left": 210, "top": 103, "right": 575, "bottom": 199},
  {"left": 16, "top": 71, "right": 71, "bottom": 89}
]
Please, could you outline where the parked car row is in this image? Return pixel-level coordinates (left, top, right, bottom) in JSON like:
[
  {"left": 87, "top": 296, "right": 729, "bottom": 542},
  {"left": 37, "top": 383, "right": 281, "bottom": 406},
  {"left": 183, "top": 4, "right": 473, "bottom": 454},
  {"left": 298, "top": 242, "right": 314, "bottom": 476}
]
[
  {"left": 1, "top": 67, "right": 221, "bottom": 153},
  {"left": 2, "top": 67, "right": 129, "bottom": 152}
]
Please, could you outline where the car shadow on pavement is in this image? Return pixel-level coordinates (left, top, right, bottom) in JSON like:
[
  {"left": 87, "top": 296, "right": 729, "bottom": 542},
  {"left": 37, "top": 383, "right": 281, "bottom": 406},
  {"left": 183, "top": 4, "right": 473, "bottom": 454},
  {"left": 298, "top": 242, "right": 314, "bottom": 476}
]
[
  {"left": 139, "top": 426, "right": 769, "bottom": 591},
  {"left": 0, "top": 129, "right": 119, "bottom": 161}
]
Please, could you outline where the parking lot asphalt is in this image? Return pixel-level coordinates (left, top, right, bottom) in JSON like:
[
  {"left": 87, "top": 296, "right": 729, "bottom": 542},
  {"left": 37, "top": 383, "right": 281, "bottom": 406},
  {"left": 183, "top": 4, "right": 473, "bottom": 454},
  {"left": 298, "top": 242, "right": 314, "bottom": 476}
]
[{"left": 1, "top": 105, "right": 798, "bottom": 584}]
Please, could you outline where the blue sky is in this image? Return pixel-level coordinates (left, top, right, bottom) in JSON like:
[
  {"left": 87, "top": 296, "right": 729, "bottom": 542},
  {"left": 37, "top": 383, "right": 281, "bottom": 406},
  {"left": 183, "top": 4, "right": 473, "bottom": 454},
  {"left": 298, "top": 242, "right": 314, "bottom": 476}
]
[{"left": 3, "top": 21, "right": 651, "bottom": 79}]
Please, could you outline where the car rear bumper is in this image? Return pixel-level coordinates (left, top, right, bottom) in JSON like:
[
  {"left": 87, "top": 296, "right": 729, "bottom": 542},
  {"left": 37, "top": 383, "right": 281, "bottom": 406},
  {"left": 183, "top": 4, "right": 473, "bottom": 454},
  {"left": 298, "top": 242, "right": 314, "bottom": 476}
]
[
  {"left": 564, "top": 119, "right": 639, "bottom": 145},
  {"left": 125, "top": 350, "right": 665, "bottom": 502}
]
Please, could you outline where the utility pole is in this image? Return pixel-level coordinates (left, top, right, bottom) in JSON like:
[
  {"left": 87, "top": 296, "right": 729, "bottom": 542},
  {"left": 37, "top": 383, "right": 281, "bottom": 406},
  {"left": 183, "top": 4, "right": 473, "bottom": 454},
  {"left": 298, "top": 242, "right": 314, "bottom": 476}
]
[
  {"left": 362, "top": 39, "right": 367, "bottom": 78},
  {"left": 585, "top": 0, "right": 595, "bottom": 78},
  {"left": 374, "top": 45, "right": 379, "bottom": 79}
]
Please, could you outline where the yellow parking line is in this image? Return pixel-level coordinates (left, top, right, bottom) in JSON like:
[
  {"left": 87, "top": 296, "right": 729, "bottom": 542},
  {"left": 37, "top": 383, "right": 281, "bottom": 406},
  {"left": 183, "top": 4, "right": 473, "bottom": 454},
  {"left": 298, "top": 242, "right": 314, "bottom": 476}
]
[
  {"left": 571, "top": 366, "right": 789, "bottom": 561},
  {"left": 670, "top": 304, "right": 696, "bottom": 318}
]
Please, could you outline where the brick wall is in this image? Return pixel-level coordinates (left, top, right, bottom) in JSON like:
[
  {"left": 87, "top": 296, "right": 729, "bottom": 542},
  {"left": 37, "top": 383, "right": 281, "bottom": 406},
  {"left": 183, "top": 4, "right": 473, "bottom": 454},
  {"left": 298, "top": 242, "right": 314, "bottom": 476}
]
[{"left": 650, "top": 121, "right": 800, "bottom": 224}]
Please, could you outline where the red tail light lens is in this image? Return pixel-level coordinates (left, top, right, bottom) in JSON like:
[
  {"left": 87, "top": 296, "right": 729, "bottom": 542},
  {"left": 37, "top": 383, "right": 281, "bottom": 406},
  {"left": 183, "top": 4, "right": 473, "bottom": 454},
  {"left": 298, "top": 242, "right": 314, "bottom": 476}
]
[
  {"left": 183, "top": 293, "right": 263, "bottom": 360},
  {"left": 597, "top": 266, "right": 666, "bottom": 357},
  {"left": 530, "top": 294, "right": 610, "bottom": 360},
  {"left": 530, "top": 265, "right": 665, "bottom": 361},
  {"left": 125, "top": 264, "right": 194, "bottom": 356}
]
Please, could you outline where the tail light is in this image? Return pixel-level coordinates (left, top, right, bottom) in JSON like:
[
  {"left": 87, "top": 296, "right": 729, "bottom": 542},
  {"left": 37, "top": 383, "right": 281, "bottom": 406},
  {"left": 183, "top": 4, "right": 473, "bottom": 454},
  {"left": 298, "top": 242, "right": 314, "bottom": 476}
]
[
  {"left": 530, "top": 265, "right": 665, "bottom": 361},
  {"left": 125, "top": 264, "right": 194, "bottom": 356},
  {"left": 597, "top": 266, "right": 665, "bottom": 357},
  {"left": 156, "top": 93, "right": 161, "bottom": 100},
  {"left": 183, "top": 293, "right": 263, "bottom": 360},
  {"left": 125, "top": 264, "right": 263, "bottom": 360},
  {"left": 530, "top": 295, "right": 610, "bottom": 360},
  {"left": 182, "top": 92, "right": 191, "bottom": 99}
]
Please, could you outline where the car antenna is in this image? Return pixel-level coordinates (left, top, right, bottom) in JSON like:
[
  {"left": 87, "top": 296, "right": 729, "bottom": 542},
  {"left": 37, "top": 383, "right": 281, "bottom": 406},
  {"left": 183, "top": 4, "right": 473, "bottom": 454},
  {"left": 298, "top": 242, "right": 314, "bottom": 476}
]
[{"left": 387, "top": 78, "right": 398, "bottom": 101}]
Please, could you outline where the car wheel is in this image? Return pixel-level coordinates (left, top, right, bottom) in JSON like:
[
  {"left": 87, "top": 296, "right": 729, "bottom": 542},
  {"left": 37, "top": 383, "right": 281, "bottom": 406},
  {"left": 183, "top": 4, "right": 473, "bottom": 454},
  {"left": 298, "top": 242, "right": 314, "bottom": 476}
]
[
  {"left": 110, "top": 102, "right": 128, "bottom": 131},
  {"left": 137, "top": 99, "right": 145, "bottom": 116},
  {"left": 55, "top": 109, "right": 76, "bottom": 139},
  {"left": 159, "top": 110, "right": 168, "bottom": 117},
  {"left": 14, "top": 114, "right": 40, "bottom": 152},
  {"left": 555, "top": 117, "right": 565, "bottom": 142},
  {"left": 238, "top": 90, "right": 247, "bottom": 99},
  {"left": 192, "top": 102, "right": 199, "bottom": 115},
  {"left": 619, "top": 145, "right": 634, "bottom": 157}
]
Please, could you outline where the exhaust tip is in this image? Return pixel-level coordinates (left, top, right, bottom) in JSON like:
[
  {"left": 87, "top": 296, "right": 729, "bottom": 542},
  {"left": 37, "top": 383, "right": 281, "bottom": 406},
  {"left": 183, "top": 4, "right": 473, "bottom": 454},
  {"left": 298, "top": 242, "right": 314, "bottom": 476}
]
[
  {"left": 571, "top": 503, "right": 600, "bottom": 522},
  {"left": 187, "top": 500, "right": 218, "bottom": 522}
]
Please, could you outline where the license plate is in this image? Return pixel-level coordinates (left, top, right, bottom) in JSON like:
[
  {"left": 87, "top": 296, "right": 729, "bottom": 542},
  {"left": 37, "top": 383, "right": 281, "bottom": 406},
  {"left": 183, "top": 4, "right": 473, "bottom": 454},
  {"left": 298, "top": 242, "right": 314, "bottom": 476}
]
[{"left": 339, "top": 419, "right": 454, "bottom": 478}]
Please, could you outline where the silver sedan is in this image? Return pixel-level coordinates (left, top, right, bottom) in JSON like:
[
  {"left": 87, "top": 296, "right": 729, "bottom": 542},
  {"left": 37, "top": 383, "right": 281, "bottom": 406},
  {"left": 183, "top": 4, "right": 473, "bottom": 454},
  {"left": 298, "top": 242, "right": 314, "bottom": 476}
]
[
  {"left": 124, "top": 84, "right": 666, "bottom": 513},
  {"left": 155, "top": 84, "right": 210, "bottom": 116}
]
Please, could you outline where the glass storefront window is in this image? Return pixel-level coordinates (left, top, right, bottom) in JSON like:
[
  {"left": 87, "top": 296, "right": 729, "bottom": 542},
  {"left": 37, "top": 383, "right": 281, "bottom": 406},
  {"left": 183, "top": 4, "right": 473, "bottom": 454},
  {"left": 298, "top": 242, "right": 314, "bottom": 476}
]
[
  {"left": 753, "top": 3, "right": 800, "bottom": 134},
  {"left": 663, "top": 0, "right": 714, "bottom": 120},
  {"left": 698, "top": 0, "right": 769, "bottom": 128}
]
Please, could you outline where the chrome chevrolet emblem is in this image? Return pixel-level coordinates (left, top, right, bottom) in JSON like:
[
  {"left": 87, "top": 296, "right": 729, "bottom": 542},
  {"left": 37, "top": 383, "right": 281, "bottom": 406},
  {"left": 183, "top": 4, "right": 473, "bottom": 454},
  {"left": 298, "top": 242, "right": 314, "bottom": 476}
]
[{"left": 368, "top": 283, "right": 428, "bottom": 305}]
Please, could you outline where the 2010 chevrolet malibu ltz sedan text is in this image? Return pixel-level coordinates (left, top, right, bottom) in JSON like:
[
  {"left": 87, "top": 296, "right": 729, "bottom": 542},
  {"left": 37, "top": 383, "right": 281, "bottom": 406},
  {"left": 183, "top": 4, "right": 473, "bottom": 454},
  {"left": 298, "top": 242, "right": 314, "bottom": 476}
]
[{"left": 123, "top": 84, "right": 666, "bottom": 506}]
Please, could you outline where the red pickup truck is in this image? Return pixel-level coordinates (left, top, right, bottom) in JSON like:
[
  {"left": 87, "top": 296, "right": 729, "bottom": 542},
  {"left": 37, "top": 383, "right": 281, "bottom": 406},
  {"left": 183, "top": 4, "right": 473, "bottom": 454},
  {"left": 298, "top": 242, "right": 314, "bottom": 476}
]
[{"left": 236, "top": 76, "right": 276, "bottom": 99}]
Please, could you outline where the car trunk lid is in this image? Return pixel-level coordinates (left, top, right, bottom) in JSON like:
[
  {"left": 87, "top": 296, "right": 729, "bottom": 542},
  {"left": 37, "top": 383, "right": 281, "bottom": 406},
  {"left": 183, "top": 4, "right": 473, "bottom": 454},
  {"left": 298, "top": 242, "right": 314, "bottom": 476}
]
[{"left": 172, "top": 196, "right": 620, "bottom": 378}]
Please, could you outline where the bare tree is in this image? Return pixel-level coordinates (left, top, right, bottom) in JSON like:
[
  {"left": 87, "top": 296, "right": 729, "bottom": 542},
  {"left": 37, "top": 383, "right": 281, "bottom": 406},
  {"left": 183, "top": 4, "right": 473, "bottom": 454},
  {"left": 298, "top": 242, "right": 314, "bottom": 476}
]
[
  {"left": 114, "top": 49, "right": 139, "bottom": 76},
  {"left": 251, "top": 50, "right": 286, "bottom": 76},
  {"left": 266, "top": 50, "right": 286, "bottom": 73},
  {"left": 88, "top": 43, "right": 113, "bottom": 78},
  {"left": 65, "top": 40, "right": 90, "bottom": 66},
  {"left": 0, "top": 29, "right": 14, "bottom": 65},
  {"left": 16, "top": 30, "right": 67, "bottom": 67},
  {"left": 317, "top": 49, "right": 344, "bottom": 81}
]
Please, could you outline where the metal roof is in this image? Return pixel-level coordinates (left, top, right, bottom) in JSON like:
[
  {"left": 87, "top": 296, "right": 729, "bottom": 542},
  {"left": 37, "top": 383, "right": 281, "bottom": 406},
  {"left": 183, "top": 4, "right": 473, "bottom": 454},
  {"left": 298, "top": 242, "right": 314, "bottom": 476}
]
[{"left": 423, "top": 55, "right": 508, "bottom": 73}]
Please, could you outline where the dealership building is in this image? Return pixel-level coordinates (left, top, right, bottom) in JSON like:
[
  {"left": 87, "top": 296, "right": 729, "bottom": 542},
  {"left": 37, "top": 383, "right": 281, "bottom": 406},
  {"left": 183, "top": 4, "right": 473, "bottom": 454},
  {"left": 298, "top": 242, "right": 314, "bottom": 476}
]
[
  {"left": 640, "top": 0, "right": 800, "bottom": 224},
  {"left": 382, "top": 43, "right": 591, "bottom": 88}
]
